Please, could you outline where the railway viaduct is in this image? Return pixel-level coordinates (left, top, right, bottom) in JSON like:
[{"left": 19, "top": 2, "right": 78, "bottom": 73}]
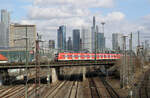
[{"left": 0, "top": 60, "right": 117, "bottom": 85}]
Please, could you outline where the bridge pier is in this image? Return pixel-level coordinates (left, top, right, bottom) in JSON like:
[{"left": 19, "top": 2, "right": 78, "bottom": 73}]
[
  {"left": 51, "top": 68, "right": 60, "bottom": 83},
  {"left": 82, "top": 67, "right": 86, "bottom": 81},
  {"left": 0, "top": 69, "right": 10, "bottom": 85},
  {"left": 0, "top": 73, "right": 2, "bottom": 86}
]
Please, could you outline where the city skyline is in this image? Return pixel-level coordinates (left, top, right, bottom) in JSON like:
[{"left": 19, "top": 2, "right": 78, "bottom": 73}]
[{"left": 0, "top": 0, "right": 150, "bottom": 49}]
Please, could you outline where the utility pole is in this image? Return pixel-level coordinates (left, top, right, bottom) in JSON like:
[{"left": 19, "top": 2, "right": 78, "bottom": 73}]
[
  {"left": 25, "top": 25, "right": 28, "bottom": 98},
  {"left": 122, "top": 36, "right": 127, "bottom": 88},
  {"left": 35, "top": 37, "right": 41, "bottom": 98},
  {"left": 35, "top": 40, "right": 39, "bottom": 98},
  {"left": 138, "top": 31, "right": 140, "bottom": 46},
  {"left": 137, "top": 31, "right": 140, "bottom": 56},
  {"left": 129, "top": 33, "right": 133, "bottom": 84}
]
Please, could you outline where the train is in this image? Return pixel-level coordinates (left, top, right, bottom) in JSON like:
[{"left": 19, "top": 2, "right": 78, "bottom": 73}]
[{"left": 55, "top": 53, "right": 121, "bottom": 61}]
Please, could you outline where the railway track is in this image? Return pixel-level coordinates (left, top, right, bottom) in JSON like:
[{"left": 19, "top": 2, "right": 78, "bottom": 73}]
[
  {"left": 0, "top": 85, "right": 25, "bottom": 98},
  {"left": 0, "top": 66, "right": 121, "bottom": 98},
  {"left": 87, "top": 68, "right": 120, "bottom": 98},
  {"left": 139, "top": 70, "right": 150, "bottom": 98},
  {"left": 100, "top": 77, "right": 120, "bottom": 98},
  {"left": 0, "top": 68, "right": 48, "bottom": 98},
  {"left": 42, "top": 67, "right": 76, "bottom": 98},
  {"left": 67, "top": 68, "right": 81, "bottom": 98}
]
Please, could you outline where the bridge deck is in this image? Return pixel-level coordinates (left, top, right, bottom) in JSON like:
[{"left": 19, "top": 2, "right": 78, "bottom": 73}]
[{"left": 0, "top": 60, "right": 117, "bottom": 69}]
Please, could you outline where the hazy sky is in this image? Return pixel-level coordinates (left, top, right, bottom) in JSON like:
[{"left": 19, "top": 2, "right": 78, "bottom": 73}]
[{"left": 1, "top": 0, "right": 150, "bottom": 48}]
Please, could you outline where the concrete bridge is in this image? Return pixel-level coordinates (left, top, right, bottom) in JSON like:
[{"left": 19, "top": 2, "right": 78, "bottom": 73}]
[
  {"left": 0, "top": 60, "right": 116, "bottom": 69},
  {"left": 0, "top": 60, "right": 117, "bottom": 85}
]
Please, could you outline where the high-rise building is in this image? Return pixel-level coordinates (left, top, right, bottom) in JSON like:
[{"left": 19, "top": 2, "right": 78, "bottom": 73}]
[
  {"left": 91, "top": 16, "right": 97, "bottom": 52},
  {"left": 112, "top": 33, "right": 123, "bottom": 51},
  {"left": 1, "top": 9, "right": 10, "bottom": 26},
  {"left": 81, "top": 27, "right": 92, "bottom": 52},
  {"left": 49, "top": 40, "right": 55, "bottom": 49},
  {"left": 0, "top": 9, "right": 10, "bottom": 48},
  {"left": 9, "top": 24, "right": 37, "bottom": 50},
  {"left": 73, "top": 29, "right": 80, "bottom": 52},
  {"left": 97, "top": 33, "right": 105, "bottom": 50},
  {"left": 80, "top": 38, "right": 82, "bottom": 51},
  {"left": 0, "top": 23, "right": 7, "bottom": 48},
  {"left": 57, "top": 25, "right": 66, "bottom": 51},
  {"left": 67, "top": 37, "right": 72, "bottom": 51}
]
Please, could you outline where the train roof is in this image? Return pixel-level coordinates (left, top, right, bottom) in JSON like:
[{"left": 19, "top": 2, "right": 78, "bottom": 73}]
[{"left": 0, "top": 54, "right": 8, "bottom": 61}]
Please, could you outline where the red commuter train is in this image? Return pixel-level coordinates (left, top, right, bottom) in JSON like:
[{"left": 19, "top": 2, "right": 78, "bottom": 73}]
[{"left": 56, "top": 53, "right": 121, "bottom": 61}]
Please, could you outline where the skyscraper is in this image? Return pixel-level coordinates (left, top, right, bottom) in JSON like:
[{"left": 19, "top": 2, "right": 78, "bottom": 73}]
[
  {"left": 67, "top": 37, "right": 72, "bottom": 51},
  {"left": 73, "top": 29, "right": 80, "bottom": 52},
  {"left": 97, "top": 33, "right": 105, "bottom": 50},
  {"left": 91, "top": 16, "right": 97, "bottom": 52},
  {"left": 57, "top": 25, "right": 66, "bottom": 51},
  {"left": 112, "top": 33, "right": 123, "bottom": 50},
  {"left": 0, "top": 23, "right": 7, "bottom": 48},
  {"left": 49, "top": 40, "right": 55, "bottom": 49},
  {"left": 0, "top": 9, "right": 10, "bottom": 48},
  {"left": 81, "top": 27, "right": 92, "bottom": 52},
  {"left": 1, "top": 9, "right": 10, "bottom": 26}
]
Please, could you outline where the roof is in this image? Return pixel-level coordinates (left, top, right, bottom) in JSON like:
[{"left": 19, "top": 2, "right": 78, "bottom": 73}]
[{"left": 0, "top": 54, "right": 8, "bottom": 61}]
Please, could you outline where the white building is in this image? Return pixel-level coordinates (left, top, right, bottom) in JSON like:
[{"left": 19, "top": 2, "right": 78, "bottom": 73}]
[
  {"left": 81, "top": 27, "right": 92, "bottom": 53},
  {"left": 9, "top": 24, "right": 37, "bottom": 50},
  {"left": 112, "top": 33, "right": 123, "bottom": 51}
]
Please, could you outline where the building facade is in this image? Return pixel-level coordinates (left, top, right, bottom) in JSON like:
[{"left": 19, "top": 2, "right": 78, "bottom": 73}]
[
  {"left": 81, "top": 27, "right": 92, "bottom": 52},
  {"left": 49, "top": 40, "right": 55, "bottom": 49},
  {"left": 0, "top": 9, "right": 10, "bottom": 48},
  {"left": 0, "top": 23, "right": 7, "bottom": 48},
  {"left": 112, "top": 33, "right": 123, "bottom": 51},
  {"left": 67, "top": 37, "right": 72, "bottom": 51},
  {"left": 9, "top": 24, "right": 37, "bottom": 50},
  {"left": 97, "top": 33, "right": 105, "bottom": 50},
  {"left": 57, "top": 25, "right": 66, "bottom": 51},
  {"left": 1, "top": 9, "right": 10, "bottom": 26},
  {"left": 73, "top": 29, "right": 80, "bottom": 52},
  {"left": 91, "top": 16, "right": 96, "bottom": 52}
]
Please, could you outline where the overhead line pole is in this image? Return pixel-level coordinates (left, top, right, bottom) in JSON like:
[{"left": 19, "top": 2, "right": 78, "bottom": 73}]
[
  {"left": 25, "top": 25, "right": 28, "bottom": 98},
  {"left": 129, "top": 32, "right": 133, "bottom": 86},
  {"left": 121, "top": 35, "right": 127, "bottom": 88},
  {"left": 35, "top": 38, "right": 41, "bottom": 98}
]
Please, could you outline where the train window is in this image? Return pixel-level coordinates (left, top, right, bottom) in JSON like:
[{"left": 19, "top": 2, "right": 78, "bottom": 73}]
[
  {"left": 62, "top": 55, "right": 65, "bottom": 57},
  {"left": 74, "top": 55, "right": 78, "bottom": 57}
]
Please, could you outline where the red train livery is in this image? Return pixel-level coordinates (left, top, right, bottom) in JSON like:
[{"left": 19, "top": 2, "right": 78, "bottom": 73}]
[{"left": 57, "top": 53, "right": 121, "bottom": 61}]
